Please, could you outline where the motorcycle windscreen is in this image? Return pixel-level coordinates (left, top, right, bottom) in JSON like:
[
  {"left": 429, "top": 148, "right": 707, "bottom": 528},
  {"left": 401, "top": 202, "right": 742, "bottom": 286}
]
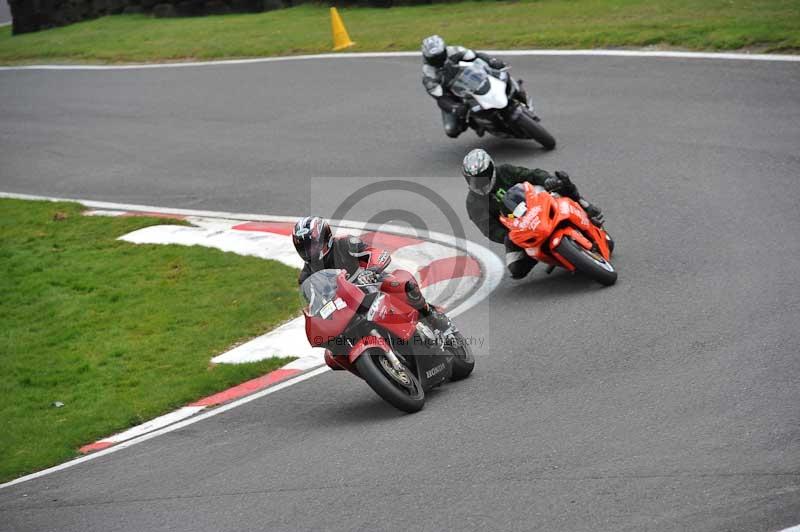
[
  {"left": 449, "top": 63, "right": 491, "bottom": 98},
  {"left": 301, "top": 269, "right": 341, "bottom": 318},
  {"left": 302, "top": 269, "right": 361, "bottom": 347},
  {"left": 471, "top": 76, "right": 508, "bottom": 110}
]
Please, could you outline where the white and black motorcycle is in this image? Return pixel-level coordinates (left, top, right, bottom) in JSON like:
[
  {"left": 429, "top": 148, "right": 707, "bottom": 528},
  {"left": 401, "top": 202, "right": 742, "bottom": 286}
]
[{"left": 446, "top": 59, "right": 556, "bottom": 150}]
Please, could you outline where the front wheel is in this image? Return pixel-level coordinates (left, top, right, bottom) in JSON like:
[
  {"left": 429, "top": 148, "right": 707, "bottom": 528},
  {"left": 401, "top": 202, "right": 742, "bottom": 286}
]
[
  {"left": 355, "top": 349, "right": 425, "bottom": 413},
  {"left": 515, "top": 110, "right": 556, "bottom": 150},
  {"left": 555, "top": 237, "right": 617, "bottom": 286}
]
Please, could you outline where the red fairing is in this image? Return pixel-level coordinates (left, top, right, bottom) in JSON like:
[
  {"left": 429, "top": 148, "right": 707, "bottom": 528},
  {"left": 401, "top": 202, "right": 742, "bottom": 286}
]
[
  {"left": 365, "top": 247, "right": 392, "bottom": 272},
  {"left": 324, "top": 349, "right": 353, "bottom": 372},
  {"left": 374, "top": 271, "right": 420, "bottom": 341},
  {"left": 304, "top": 270, "right": 365, "bottom": 347},
  {"left": 499, "top": 182, "right": 613, "bottom": 269}
]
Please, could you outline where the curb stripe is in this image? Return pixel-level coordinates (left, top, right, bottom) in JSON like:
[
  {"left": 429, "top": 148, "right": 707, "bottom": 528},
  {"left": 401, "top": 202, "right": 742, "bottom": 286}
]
[
  {"left": 231, "top": 221, "right": 294, "bottom": 235},
  {"left": 190, "top": 368, "right": 301, "bottom": 407},
  {"left": 417, "top": 255, "right": 482, "bottom": 288},
  {"left": 78, "top": 441, "right": 114, "bottom": 454},
  {"left": 358, "top": 231, "right": 424, "bottom": 252},
  {"left": 80, "top": 368, "right": 304, "bottom": 453},
  {"left": 230, "top": 223, "right": 426, "bottom": 251}
]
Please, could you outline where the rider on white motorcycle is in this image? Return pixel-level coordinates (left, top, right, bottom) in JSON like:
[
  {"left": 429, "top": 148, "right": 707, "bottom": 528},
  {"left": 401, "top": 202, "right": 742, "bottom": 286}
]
[{"left": 421, "top": 35, "right": 529, "bottom": 138}]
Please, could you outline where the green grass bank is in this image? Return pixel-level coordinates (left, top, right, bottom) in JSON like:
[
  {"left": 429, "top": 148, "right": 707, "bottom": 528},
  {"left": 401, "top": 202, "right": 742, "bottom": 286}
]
[
  {"left": 0, "top": 0, "right": 798, "bottom": 64},
  {"left": 0, "top": 199, "right": 302, "bottom": 481}
]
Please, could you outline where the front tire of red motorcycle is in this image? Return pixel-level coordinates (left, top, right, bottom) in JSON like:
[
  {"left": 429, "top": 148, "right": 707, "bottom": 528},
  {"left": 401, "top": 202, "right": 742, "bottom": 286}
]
[
  {"left": 516, "top": 110, "right": 556, "bottom": 150},
  {"left": 555, "top": 236, "right": 618, "bottom": 286},
  {"left": 355, "top": 350, "right": 425, "bottom": 413}
]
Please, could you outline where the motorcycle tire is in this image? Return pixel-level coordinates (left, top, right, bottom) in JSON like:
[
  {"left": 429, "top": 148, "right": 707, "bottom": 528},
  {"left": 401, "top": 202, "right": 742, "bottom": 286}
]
[
  {"left": 555, "top": 236, "right": 617, "bottom": 286},
  {"left": 447, "top": 330, "right": 475, "bottom": 381},
  {"left": 355, "top": 349, "right": 425, "bottom": 413},
  {"left": 515, "top": 110, "right": 556, "bottom": 150}
]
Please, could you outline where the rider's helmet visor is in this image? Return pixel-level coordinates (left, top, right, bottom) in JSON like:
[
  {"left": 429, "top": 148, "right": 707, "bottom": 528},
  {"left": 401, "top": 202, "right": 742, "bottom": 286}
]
[{"left": 466, "top": 173, "right": 496, "bottom": 195}]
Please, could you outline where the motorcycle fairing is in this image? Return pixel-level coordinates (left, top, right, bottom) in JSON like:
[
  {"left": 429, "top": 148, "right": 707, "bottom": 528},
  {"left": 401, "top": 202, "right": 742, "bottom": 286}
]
[
  {"left": 370, "top": 270, "right": 421, "bottom": 341},
  {"left": 411, "top": 349, "right": 453, "bottom": 390},
  {"left": 303, "top": 267, "right": 462, "bottom": 394},
  {"left": 499, "top": 182, "right": 612, "bottom": 270},
  {"left": 304, "top": 270, "right": 365, "bottom": 347},
  {"left": 472, "top": 76, "right": 509, "bottom": 110},
  {"left": 324, "top": 348, "right": 351, "bottom": 371},
  {"left": 369, "top": 291, "right": 419, "bottom": 341},
  {"left": 366, "top": 248, "right": 391, "bottom": 272}
]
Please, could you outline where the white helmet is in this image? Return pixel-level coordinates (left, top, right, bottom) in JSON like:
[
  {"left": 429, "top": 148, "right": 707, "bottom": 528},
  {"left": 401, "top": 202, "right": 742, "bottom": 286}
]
[
  {"left": 421, "top": 35, "right": 447, "bottom": 67},
  {"left": 462, "top": 149, "right": 496, "bottom": 195}
]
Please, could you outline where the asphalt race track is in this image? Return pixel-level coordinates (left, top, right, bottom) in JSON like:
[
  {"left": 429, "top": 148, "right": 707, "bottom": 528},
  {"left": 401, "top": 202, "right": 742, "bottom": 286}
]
[{"left": 1, "top": 55, "right": 799, "bottom": 532}]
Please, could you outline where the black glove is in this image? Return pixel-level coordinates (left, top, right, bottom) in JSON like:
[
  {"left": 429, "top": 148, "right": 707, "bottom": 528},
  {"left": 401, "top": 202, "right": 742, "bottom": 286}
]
[
  {"left": 436, "top": 95, "right": 466, "bottom": 116},
  {"left": 579, "top": 199, "right": 605, "bottom": 226},
  {"left": 488, "top": 57, "right": 507, "bottom": 70},
  {"left": 544, "top": 170, "right": 580, "bottom": 200},
  {"left": 355, "top": 269, "right": 379, "bottom": 285}
]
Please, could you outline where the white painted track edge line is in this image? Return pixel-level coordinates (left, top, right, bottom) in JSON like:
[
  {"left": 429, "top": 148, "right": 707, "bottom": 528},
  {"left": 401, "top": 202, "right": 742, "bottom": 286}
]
[
  {"left": 0, "top": 192, "right": 503, "bottom": 488},
  {"left": 0, "top": 49, "right": 798, "bottom": 71},
  {"left": 778, "top": 526, "right": 800, "bottom": 532},
  {"left": 0, "top": 366, "right": 329, "bottom": 490}
]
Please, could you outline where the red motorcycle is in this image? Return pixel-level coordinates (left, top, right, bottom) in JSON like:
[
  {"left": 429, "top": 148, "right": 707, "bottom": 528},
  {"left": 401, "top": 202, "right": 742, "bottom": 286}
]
[
  {"left": 500, "top": 182, "right": 617, "bottom": 285},
  {"left": 302, "top": 268, "right": 474, "bottom": 413}
]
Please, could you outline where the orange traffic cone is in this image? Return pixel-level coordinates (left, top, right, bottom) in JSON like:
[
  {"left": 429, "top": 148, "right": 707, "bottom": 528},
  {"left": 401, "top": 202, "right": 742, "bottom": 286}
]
[{"left": 330, "top": 7, "right": 355, "bottom": 51}]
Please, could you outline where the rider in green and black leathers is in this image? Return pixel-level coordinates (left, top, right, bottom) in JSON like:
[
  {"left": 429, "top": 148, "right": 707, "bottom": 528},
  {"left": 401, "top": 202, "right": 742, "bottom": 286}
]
[{"left": 462, "top": 148, "right": 605, "bottom": 279}]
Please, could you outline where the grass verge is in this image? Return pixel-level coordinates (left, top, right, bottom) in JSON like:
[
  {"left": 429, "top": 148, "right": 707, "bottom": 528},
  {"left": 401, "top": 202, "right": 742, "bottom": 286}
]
[
  {"left": 0, "top": 0, "right": 798, "bottom": 64},
  {"left": 0, "top": 199, "right": 302, "bottom": 482}
]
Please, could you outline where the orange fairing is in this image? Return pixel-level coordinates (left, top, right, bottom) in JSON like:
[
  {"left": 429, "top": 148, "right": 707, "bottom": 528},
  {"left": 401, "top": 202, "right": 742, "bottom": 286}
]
[
  {"left": 499, "top": 182, "right": 612, "bottom": 270},
  {"left": 499, "top": 182, "right": 559, "bottom": 250}
]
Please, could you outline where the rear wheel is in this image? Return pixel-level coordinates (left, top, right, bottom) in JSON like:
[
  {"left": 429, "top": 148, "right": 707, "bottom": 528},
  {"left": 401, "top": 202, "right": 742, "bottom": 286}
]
[
  {"left": 515, "top": 110, "right": 556, "bottom": 150},
  {"left": 555, "top": 236, "right": 617, "bottom": 286},
  {"left": 355, "top": 349, "right": 425, "bottom": 413}
]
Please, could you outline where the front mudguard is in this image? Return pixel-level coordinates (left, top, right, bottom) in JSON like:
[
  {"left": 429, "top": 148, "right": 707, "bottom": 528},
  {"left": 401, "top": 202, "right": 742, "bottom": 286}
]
[
  {"left": 347, "top": 335, "right": 391, "bottom": 366},
  {"left": 324, "top": 336, "right": 393, "bottom": 377},
  {"left": 324, "top": 349, "right": 350, "bottom": 371},
  {"left": 550, "top": 227, "right": 593, "bottom": 271}
]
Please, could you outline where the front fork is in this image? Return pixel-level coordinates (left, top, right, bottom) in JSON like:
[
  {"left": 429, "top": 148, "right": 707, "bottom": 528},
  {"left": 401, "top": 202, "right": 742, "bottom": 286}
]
[{"left": 371, "top": 329, "right": 406, "bottom": 373}]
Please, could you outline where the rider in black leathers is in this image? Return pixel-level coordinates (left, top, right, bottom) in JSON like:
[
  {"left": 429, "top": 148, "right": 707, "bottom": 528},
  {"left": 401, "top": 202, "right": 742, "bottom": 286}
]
[
  {"left": 292, "top": 216, "right": 451, "bottom": 331},
  {"left": 421, "top": 34, "right": 526, "bottom": 138},
  {"left": 462, "top": 149, "right": 606, "bottom": 279}
]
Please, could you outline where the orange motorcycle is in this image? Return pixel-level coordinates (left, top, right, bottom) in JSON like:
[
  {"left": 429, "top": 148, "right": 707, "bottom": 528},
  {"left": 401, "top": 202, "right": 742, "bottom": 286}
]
[{"left": 499, "top": 182, "right": 617, "bottom": 286}]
